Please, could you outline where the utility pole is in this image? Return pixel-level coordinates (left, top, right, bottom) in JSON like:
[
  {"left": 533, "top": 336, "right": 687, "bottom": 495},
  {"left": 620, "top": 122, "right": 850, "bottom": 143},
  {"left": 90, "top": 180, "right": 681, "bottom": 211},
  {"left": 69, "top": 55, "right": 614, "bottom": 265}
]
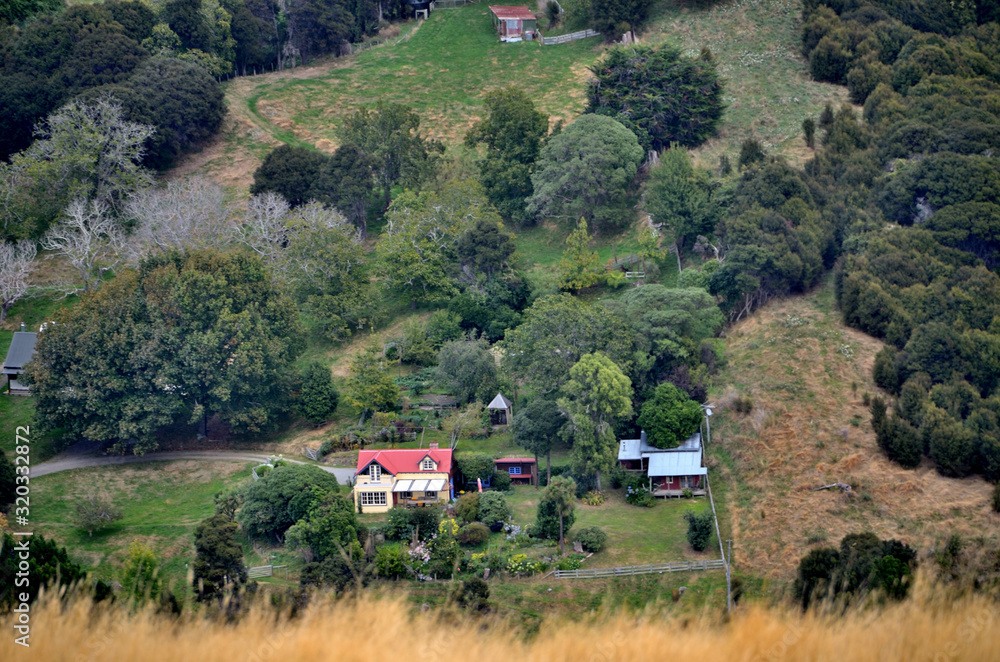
[{"left": 726, "top": 538, "right": 733, "bottom": 614}]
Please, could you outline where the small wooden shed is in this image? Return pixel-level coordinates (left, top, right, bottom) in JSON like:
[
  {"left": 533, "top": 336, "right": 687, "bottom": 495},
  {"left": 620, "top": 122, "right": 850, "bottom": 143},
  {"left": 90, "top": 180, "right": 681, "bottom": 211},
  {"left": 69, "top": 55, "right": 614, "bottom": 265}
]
[
  {"left": 488, "top": 5, "right": 538, "bottom": 42},
  {"left": 494, "top": 457, "right": 537, "bottom": 486},
  {"left": 2, "top": 331, "right": 37, "bottom": 395},
  {"left": 487, "top": 392, "right": 513, "bottom": 426}
]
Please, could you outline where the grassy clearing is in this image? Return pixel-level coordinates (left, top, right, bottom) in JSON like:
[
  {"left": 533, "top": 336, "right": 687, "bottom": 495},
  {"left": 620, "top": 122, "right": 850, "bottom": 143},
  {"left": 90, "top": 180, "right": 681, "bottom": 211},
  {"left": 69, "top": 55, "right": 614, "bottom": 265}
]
[
  {"left": 507, "top": 484, "right": 715, "bottom": 567},
  {"left": 30, "top": 461, "right": 254, "bottom": 587},
  {"left": 189, "top": 5, "right": 603, "bottom": 194},
  {"left": 644, "top": 0, "right": 850, "bottom": 169},
  {"left": 711, "top": 277, "right": 998, "bottom": 582}
]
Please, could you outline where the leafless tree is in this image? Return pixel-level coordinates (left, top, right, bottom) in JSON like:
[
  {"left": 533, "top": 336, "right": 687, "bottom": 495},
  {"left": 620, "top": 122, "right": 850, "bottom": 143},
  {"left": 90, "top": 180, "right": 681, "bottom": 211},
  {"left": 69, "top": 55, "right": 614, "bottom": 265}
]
[
  {"left": 235, "top": 192, "right": 291, "bottom": 269},
  {"left": 0, "top": 240, "right": 37, "bottom": 322},
  {"left": 41, "top": 198, "right": 126, "bottom": 295},
  {"left": 75, "top": 491, "right": 124, "bottom": 537},
  {"left": 125, "top": 176, "right": 234, "bottom": 262}
]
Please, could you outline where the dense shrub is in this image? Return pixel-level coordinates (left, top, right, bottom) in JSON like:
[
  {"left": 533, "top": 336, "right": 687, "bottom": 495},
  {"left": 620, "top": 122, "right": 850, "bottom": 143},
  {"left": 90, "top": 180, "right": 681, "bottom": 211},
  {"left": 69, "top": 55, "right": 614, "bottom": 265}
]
[
  {"left": 375, "top": 543, "right": 408, "bottom": 579},
  {"left": 384, "top": 506, "right": 442, "bottom": 542},
  {"left": 684, "top": 509, "right": 714, "bottom": 552},
  {"left": 574, "top": 527, "right": 608, "bottom": 553},
  {"left": 454, "top": 492, "right": 480, "bottom": 523},
  {"left": 491, "top": 470, "right": 511, "bottom": 492},
  {"left": 457, "top": 522, "right": 491, "bottom": 547},
  {"left": 586, "top": 44, "right": 724, "bottom": 152},
  {"left": 237, "top": 464, "right": 339, "bottom": 541},
  {"left": 477, "top": 491, "right": 512, "bottom": 529}
]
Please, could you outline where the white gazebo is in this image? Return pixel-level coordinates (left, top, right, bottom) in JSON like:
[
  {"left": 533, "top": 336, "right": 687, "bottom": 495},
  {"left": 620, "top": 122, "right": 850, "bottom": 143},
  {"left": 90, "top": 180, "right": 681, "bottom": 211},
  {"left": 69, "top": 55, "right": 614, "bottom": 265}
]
[{"left": 487, "top": 393, "right": 513, "bottom": 426}]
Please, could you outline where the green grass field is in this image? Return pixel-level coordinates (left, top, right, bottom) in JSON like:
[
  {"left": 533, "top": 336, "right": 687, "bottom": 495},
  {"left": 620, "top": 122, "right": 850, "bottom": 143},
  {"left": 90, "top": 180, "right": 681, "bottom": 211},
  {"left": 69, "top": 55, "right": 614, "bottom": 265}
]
[
  {"left": 30, "top": 461, "right": 254, "bottom": 588},
  {"left": 234, "top": 5, "right": 601, "bottom": 154},
  {"left": 507, "top": 484, "right": 715, "bottom": 566}
]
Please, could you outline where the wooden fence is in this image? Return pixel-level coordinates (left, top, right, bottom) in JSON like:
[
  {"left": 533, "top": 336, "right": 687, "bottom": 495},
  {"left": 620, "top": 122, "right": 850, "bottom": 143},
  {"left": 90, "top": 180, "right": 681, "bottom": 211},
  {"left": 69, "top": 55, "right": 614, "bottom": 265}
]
[
  {"left": 551, "top": 558, "right": 726, "bottom": 579},
  {"left": 304, "top": 447, "right": 320, "bottom": 461},
  {"left": 541, "top": 28, "right": 600, "bottom": 45},
  {"left": 247, "top": 564, "right": 287, "bottom": 579}
]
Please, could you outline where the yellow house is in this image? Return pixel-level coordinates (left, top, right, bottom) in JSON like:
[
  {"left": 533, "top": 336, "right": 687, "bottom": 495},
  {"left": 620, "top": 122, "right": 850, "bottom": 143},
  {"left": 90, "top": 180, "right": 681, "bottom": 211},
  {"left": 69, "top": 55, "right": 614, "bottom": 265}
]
[{"left": 353, "top": 446, "right": 455, "bottom": 514}]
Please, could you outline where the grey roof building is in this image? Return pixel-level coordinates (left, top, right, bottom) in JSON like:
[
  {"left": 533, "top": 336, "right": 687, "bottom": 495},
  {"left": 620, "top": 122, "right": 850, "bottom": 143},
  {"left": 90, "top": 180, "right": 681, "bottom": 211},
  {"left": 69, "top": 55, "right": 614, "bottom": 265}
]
[{"left": 2, "top": 331, "right": 38, "bottom": 395}]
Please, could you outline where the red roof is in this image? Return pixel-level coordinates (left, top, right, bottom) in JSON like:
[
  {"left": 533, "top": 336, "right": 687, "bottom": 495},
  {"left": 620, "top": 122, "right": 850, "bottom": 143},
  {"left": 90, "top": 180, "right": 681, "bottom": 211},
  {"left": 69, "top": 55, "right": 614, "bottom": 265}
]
[
  {"left": 494, "top": 457, "right": 536, "bottom": 464},
  {"left": 355, "top": 448, "right": 454, "bottom": 477},
  {"left": 489, "top": 5, "right": 535, "bottom": 20}
]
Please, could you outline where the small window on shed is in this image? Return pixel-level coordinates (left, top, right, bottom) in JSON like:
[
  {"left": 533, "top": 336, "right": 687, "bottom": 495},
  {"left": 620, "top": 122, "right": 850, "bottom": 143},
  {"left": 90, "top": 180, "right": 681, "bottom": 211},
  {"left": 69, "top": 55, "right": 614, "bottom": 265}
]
[{"left": 509, "top": 466, "right": 522, "bottom": 475}]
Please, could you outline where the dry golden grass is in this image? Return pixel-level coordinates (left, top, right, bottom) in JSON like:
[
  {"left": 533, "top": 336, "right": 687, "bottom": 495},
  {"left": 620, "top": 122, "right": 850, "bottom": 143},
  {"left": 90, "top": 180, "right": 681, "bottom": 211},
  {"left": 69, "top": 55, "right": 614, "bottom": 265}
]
[
  {"left": 4, "top": 578, "right": 998, "bottom": 661},
  {"left": 714, "top": 281, "right": 999, "bottom": 580}
]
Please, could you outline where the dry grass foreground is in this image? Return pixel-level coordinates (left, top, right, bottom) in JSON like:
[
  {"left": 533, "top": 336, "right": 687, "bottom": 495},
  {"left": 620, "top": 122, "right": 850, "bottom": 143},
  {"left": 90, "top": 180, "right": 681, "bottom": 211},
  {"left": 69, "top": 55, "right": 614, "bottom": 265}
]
[
  {"left": 713, "top": 279, "right": 997, "bottom": 580},
  {"left": 3, "top": 578, "right": 997, "bottom": 661}
]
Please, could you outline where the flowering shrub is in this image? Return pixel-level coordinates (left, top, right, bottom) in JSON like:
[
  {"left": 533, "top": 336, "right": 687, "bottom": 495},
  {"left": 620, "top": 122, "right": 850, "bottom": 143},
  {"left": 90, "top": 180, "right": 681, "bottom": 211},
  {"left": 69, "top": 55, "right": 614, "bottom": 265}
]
[
  {"left": 439, "top": 518, "right": 460, "bottom": 537},
  {"left": 506, "top": 553, "right": 543, "bottom": 577},
  {"left": 583, "top": 490, "right": 605, "bottom": 506},
  {"left": 623, "top": 474, "right": 655, "bottom": 507},
  {"left": 556, "top": 555, "right": 585, "bottom": 571}
]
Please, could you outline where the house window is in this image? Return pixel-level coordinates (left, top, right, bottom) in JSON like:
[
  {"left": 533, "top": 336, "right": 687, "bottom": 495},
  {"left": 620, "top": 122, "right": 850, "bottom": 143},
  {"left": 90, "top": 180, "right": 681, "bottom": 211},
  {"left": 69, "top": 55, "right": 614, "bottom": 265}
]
[
  {"left": 360, "top": 492, "right": 387, "bottom": 506},
  {"left": 423, "top": 492, "right": 437, "bottom": 501},
  {"left": 399, "top": 491, "right": 412, "bottom": 500},
  {"left": 508, "top": 466, "right": 522, "bottom": 475},
  {"left": 369, "top": 464, "right": 381, "bottom": 481},
  {"left": 421, "top": 458, "right": 435, "bottom": 471}
]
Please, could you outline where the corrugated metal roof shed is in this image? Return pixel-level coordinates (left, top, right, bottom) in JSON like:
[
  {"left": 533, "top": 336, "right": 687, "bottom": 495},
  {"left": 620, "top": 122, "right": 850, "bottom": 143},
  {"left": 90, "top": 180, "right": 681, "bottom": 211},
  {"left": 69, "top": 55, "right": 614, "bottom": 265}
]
[
  {"left": 647, "top": 451, "right": 707, "bottom": 477},
  {"left": 2, "top": 332, "right": 37, "bottom": 375},
  {"left": 489, "top": 5, "right": 535, "bottom": 20}
]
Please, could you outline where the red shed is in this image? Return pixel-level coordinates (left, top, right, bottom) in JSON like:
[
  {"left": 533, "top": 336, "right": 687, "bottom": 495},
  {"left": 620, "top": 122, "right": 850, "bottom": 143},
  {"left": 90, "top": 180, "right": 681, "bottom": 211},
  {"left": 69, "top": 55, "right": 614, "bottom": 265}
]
[
  {"left": 489, "top": 5, "right": 538, "bottom": 42},
  {"left": 494, "top": 457, "right": 537, "bottom": 486}
]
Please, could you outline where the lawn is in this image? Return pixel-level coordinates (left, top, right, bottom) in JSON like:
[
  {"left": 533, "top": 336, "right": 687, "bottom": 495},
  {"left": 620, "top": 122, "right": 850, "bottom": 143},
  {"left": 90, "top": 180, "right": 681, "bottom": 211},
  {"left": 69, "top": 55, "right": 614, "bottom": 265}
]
[
  {"left": 507, "top": 484, "right": 717, "bottom": 567},
  {"left": 29, "top": 461, "right": 255, "bottom": 589},
  {"left": 228, "top": 4, "right": 601, "bottom": 161}
]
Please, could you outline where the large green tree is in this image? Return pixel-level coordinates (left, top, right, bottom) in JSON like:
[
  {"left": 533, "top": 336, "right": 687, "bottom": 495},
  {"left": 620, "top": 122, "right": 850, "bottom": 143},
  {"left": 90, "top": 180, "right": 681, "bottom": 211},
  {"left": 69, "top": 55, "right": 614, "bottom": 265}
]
[
  {"left": 238, "top": 463, "right": 340, "bottom": 541},
  {"left": 436, "top": 337, "right": 498, "bottom": 405},
  {"left": 25, "top": 249, "right": 303, "bottom": 453},
  {"left": 501, "top": 294, "right": 634, "bottom": 395},
  {"left": 0, "top": 97, "right": 154, "bottom": 240},
  {"left": 339, "top": 100, "right": 443, "bottom": 210},
  {"left": 527, "top": 114, "right": 644, "bottom": 234},
  {"left": 375, "top": 182, "right": 489, "bottom": 305},
  {"left": 250, "top": 145, "right": 330, "bottom": 207},
  {"left": 344, "top": 343, "right": 399, "bottom": 424},
  {"left": 589, "top": 0, "right": 653, "bottom": 38},
  {"left": 637, "top": 382, "right": 702, "bottom": 449},
  {"left": 298, "top": 362, "right": 340, "bottom": 425},
  {"left": 511, "top": 398, "right": 565, "bottom": 486},
  {"left": 645, "top": 146, "right": 721, "bottom": 250},
  {"left": 464, "top": 86, "right": 549, "bottom": 225},
  {"left": 586, "top": 45, "right": 724, "bottom": 152},
  {"left": 536, "top": 476, "right": 576, "bottom": 554},
  {"left": 558, "top": 352, "right": 633, "bottom": 491},
  {"left": 193, "top": 513, "right": 247, "bottom": 600}
]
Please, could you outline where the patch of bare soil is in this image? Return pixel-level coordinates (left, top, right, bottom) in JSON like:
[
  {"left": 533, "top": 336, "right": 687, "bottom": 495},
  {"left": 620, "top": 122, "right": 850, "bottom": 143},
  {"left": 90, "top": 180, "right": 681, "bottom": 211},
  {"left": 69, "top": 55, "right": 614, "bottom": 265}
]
[{"left": 715, "top": 281, "right": 997, "bottom": 581}]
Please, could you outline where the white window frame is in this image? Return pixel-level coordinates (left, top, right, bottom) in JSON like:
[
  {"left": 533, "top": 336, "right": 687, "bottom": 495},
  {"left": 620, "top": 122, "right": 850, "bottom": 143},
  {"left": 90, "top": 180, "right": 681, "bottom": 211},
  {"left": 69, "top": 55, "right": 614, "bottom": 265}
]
[
  {"left": 369, "top": 464, "right": 381, "bottom": 481},
  {"left": 421, "top": 458, "right": 435, "bottom": 471},
  {"left": 508, "top": 466, "right": 522, "bottom": 475},
  {"left": 360, "top": 492, "right": 387, "bottom": 506}
]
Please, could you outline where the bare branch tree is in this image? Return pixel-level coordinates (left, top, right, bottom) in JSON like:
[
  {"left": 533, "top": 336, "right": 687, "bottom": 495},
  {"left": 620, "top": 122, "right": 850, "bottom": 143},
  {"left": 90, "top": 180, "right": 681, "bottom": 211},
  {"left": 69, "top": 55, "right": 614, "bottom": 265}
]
[
  {"left": 75, "top": 491, "right": 124, "bottom": 537},
  {"left": 0, "top": 240, "right": 37, "bottom": 323},
  {"left": 235, "top": 192, "right": 291, "bottom": 268},
  {"left": 29, "top": 96, "right": 155, "bottom": 215},
  {"left": 125, "top": 176, "right": 233, "bottom": 263},
  {"left": 41, "top": 198, "right": 125, "bottom": 295}
]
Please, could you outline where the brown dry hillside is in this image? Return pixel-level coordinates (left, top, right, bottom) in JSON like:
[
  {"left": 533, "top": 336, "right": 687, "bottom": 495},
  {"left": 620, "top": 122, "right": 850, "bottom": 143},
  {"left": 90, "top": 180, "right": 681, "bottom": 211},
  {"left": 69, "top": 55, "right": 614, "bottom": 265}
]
[{"left": 711, "top": 278, "right": 997, "bottom": 580}]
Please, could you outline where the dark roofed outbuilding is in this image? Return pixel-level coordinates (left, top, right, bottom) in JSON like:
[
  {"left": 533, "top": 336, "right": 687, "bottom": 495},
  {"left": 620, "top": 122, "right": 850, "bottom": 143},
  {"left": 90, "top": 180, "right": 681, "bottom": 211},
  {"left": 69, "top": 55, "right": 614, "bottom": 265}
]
[{"left": 2, "top": 331, "right": 37, "bottom": 395}]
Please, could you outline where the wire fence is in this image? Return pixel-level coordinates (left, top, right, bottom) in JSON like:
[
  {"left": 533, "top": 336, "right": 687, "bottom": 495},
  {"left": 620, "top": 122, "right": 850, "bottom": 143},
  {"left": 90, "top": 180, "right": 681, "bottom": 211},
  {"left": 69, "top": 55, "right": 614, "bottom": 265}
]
[{"left": 550, "top": 558, "right": 726, "bottom": 579}]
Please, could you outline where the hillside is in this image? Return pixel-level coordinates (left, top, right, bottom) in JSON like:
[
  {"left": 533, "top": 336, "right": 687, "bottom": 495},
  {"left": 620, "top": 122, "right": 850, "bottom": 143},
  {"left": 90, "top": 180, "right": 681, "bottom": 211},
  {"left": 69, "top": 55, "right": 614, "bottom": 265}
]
[
  {"left": 170, "top": 5, "right": 601, "bottom": 192},
  {"left": 712, "top": 278, "right": 997, "bottom": 580},
  {"left": 644, "top": 0, "right": 850, "bottom": 169}
]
